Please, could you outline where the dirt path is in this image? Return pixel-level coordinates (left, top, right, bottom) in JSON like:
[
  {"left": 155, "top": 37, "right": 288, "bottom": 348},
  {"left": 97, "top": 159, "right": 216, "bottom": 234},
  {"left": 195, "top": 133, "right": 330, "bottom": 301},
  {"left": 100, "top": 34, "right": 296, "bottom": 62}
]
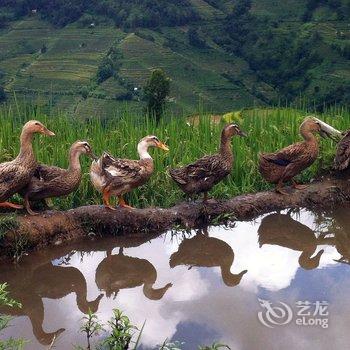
[{"left": 1, "top": 175, "right": 349, "bottom": 259}]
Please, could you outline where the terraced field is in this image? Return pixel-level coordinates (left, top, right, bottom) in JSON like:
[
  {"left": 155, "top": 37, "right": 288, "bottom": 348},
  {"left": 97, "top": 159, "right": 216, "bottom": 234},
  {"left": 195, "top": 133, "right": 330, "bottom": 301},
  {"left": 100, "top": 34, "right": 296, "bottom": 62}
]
[
  {"left": 0, "top": 15, "right": 275, "bottom": 116},
  {"left": 0, "top": 3, "right": 348, "bottom": 117}
]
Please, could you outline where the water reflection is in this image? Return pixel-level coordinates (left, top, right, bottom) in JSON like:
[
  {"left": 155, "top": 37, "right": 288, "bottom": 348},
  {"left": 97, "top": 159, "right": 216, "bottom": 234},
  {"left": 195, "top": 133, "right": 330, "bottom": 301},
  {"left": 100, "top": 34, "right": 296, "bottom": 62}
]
[
  {"left": 319, "top": 207, "right": 350, "bottom": 265},
  {"left": 0, "top": 259, "right": 102, "bottom": 345},
  {"left": 1, "top": 208, "right": 350, "bottom": 349},
  {"left": 170, "top": 228, "right": 247, "bottom": 287},
  {"left": 96, "top": 247, "right": 172, "bottom": 300},
  {"left": 258, "top": 212, "right": 325, "bottom": 270}
]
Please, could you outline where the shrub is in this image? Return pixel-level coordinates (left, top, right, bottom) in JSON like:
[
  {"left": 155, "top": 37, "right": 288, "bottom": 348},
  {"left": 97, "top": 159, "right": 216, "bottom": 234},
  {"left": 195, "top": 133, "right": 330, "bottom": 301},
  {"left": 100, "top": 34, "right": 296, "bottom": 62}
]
[
  {"left": 0, "top": 86, "right": 6, "bottom": 103},
  {"left": 81, "top": 86, "right": 89, "bottom": 99},
  {"left": 144, "top": 69, "right": 170, "bottom": 122}
]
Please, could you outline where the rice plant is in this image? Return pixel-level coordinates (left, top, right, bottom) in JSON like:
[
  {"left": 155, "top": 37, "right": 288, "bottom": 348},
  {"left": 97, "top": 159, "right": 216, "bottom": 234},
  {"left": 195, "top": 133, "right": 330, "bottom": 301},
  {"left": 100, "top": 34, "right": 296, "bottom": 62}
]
[{"left": 0, "top": 102, "right": 349, "bottom": 210}]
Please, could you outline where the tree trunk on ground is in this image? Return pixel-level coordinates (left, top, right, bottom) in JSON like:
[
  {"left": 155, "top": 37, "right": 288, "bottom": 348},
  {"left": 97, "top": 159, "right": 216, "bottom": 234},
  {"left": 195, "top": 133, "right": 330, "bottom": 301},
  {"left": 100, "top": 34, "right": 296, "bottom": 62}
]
[{"left": 1, "top": 175, "right": 349, "bottom": 259}]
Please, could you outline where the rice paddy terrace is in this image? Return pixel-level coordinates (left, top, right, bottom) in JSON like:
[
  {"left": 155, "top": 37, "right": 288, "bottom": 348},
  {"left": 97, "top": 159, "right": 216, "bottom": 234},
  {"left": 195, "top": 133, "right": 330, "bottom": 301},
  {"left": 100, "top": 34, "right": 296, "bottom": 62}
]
[
  {"left": 0, "top": 16, "right": 267, "bottom": 117},
  {"left": 0, "top": 0, "right": 349, "bottom": 117}
]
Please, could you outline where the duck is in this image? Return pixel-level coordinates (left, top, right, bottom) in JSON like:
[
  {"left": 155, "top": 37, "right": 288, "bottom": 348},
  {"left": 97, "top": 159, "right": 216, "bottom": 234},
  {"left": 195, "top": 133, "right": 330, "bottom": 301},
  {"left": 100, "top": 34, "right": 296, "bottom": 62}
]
[
  {"left": 0, "top": 120, "right": 55, "bottom": 210},
  {"left": 90, "top": 135, "right": 169, "bottom": 209},
  {"left": 95, "top": 248, "right": 172, "bottom": 300},
  {"left": 0, "top": 259, "right": 102, "bottom": 345},
  {"left": 169, "top": 228, "right": 247, "bottom": 287},
  {"left": 258, "top": 212, "right": 325, "bottom": 270},
  {"left": 169, "top": 123, "right": 246, "bottom": 201},
  {"left": 259, "top": 117, "right": 333, "bottom": 195},
  {"left": 20, "top": 141, "right": 95, "bottom": 215},
  {"left": 334, "top": 130, "right": 350, "bottom": 171}
]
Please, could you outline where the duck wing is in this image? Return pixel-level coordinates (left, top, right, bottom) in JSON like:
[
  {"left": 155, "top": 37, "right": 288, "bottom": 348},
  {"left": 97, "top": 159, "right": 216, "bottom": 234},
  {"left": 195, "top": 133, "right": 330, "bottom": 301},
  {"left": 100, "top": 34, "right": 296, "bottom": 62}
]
[
  {"left": 101, "top": 152, "right": 143, "bottom": 182},
  {"left": 261, "top": 142, "right": 308, "bottom": 167},
  {"left": 35, "top": 164, "right": 66, "bottom": 181},
  {"left": 21, "top": 165, "right": 70, "bottom": 198},
  {"left": 0, "top": 161, "right": 32, "bottom": 197},
  {"left": 170, "top": 154, "right": 222, "bottom": 184},
  {"left": 334, "top": 130, "right": 350, "bottom": 171}
]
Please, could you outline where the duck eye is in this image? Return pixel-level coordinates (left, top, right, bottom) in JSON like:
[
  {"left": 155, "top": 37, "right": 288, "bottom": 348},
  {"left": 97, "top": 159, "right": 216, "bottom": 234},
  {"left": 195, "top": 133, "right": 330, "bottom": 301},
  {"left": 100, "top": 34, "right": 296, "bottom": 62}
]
[{"left": 35, "top": 122, "right": 40, "bottom": 126}]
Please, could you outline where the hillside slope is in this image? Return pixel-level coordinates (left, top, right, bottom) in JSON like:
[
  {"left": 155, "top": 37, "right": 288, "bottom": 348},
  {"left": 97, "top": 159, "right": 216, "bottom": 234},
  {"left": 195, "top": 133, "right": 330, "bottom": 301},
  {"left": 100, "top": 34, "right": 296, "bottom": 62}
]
[{"left": 0, "top": 0, "right": 349, "bottom": 116}]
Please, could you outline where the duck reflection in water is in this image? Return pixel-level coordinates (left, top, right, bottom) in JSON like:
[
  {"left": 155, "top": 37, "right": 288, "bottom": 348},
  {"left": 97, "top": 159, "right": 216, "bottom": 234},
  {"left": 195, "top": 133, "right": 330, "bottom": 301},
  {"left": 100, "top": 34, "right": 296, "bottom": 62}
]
[
  {"left": 95, "top": 247, "right": 172, "bottom": 300},
  {"left": 0, "top": 259, "right": 103, "bottom": 345},
  {"left": 169, "top": 228, "right": 247, "bottom": 287},
  {"left": 258, "top": 211, "right": 326, "bottom": 270},
  {"left": 316, "top": 207, "right": 350, "bottom": 265}
]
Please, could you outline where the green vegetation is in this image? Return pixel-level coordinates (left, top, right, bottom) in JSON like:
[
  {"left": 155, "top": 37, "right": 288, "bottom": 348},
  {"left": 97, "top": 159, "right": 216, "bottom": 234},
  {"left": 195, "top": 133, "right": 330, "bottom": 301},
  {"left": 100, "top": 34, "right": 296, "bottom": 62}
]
[
  {"left": 0, "top": 215, "right": 19, "bottom": 240},
  {"left": 0, "top": 0, "right": 198, "bottom": 28},
  {"left": 0, "top": 102, "right": 348, "bottom": 211},
  {"left": 144, "top": 69, "right": 170, "bottom": 122},
  {"left": 0, "top": 86, "right": 6, "bottom": 102},
  {"left": 0, "top": 214, "right": 29, "bottom": 261},
  {"left": 216, "top": 0, "right": 350, "bottom": 109},
  {"left": 0, "top": 283, "right": 25, "bottom": 350},
  {"left": 0, "top": 1, "right": 348, "bottom": 116},
  {"left": 76, "top": 308, "right": 228, "bottom": 350}
]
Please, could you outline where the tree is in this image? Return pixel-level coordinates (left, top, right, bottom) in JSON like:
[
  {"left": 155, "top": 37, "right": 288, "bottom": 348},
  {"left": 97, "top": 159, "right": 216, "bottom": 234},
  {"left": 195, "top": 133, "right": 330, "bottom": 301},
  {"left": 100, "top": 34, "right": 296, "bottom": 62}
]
[
  {"left": 40, "top": 44, "right": 47, "bottom": 54},
  {"left": 0, "top": 86, "right": 6, "bottom": 103},
  {"left": 81, "top": 86, "right": 89, "bottom": 99},
  {"left": 96, "top": 58, "right": 114, "bottom": 83},
  {"left": 188, "top": 28, "right": 206, "bottom": 48},
  {"left": 144, "top": 69, "right": 170, "bottom": 122}
]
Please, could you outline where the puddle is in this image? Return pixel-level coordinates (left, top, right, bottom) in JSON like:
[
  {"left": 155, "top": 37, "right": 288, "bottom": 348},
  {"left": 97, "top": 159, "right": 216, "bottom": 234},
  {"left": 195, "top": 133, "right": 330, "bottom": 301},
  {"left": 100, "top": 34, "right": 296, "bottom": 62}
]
[{"left": 1, "top": 207, "right": 350, "bottom": 349}]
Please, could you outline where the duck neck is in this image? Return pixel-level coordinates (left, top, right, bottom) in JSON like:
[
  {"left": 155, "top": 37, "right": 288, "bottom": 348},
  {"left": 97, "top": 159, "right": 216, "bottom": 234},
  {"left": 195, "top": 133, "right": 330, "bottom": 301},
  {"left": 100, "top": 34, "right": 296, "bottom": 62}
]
[
  {"left": 143, "top": 282, "right": 170, "bottom": 300},
  {"left": 299, "top": 249, "right": 323, "bottom": 270},
  {"left": 137, "top": 141, "right": 152, "bottom": 161},
  {"left": 221, "top": 264, "right": 246, "bottom": 287},
  {"left": 301, "top": 129, "right": 317, "bottom": 143},
  {"left": 18, "top": 129, "right": 35, "bottom": 161},
  {"left": 219, "top": 132, "right": 233, "bottom": 160},
  {"left": 68, "top": 149, "right": 82, "bottom": 172}
]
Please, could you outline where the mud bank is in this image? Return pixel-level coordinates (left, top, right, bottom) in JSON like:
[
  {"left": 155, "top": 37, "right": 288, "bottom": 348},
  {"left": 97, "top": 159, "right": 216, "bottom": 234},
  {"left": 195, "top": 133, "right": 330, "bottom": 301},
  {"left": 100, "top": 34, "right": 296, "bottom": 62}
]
[{"left": 1, "top": 176, "right": 349, "bottom": 259}]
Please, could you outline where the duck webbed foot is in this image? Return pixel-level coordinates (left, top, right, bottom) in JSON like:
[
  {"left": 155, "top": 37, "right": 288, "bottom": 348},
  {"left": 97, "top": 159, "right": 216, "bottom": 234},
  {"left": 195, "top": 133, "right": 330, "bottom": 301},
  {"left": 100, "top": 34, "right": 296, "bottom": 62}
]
[
  {"left": 275, "top": 182, "right": 290, "bottom": 195},
  {"left": 0, "top": 201, "right": 23, "bottom": 209},
  {"left": 118, "top": 195, "right": 135, "bottom": 210},
  {"left": 24, "top": 196, "right": 39, "bottom": 216},
  {"left": 26, "top": 207, "right": 39, "bottom": 216},
  {"left": 102, "top": 189, "right": 116, "bottom": 211},
  {"left": 292, "top": 180, "right": 309, "bottom": 190}
]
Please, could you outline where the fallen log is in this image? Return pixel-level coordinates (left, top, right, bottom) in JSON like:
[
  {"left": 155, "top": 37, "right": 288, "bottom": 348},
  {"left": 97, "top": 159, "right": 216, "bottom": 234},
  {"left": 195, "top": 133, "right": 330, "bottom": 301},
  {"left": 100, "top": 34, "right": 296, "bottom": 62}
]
[{"left": 1, "top": 175, "right": 350, "bottom": 259}]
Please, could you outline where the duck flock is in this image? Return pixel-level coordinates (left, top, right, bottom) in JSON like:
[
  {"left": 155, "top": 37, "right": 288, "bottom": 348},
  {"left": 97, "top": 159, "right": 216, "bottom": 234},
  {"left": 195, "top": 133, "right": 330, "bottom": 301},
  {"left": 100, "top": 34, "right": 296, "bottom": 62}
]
[{"left": 0, "top": 117, "right": 348, "bottom": 216}]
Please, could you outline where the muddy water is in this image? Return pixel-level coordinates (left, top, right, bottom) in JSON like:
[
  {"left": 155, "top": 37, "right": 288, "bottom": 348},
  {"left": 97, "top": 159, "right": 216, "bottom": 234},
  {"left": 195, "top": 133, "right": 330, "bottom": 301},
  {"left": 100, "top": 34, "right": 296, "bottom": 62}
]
[{"left": 1, "top": 207, "right": 350, "bottom": 349}]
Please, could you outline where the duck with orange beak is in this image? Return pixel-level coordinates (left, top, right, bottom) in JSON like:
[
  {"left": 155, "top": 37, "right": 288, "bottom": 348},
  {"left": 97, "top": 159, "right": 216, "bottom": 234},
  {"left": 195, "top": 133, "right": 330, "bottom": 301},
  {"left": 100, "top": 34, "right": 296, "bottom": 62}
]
[
  {"left": 0, "top": 120, "right": 55, "bottom": 210},
  {"left": 90, "top": 135, "right": 169, "bottom": 209}
]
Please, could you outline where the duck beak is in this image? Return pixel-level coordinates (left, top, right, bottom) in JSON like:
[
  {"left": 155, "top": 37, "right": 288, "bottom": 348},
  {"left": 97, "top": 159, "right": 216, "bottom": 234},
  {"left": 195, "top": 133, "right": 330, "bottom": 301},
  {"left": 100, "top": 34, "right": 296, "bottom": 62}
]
[
  {"left": 238, "top": 129, "right": 247, "bottom": 138},
  {"left": 156, "top": 141, "right": 169, "bottom": 151},
  {"left": 312, "top": 117, "right": 342, "bottom": 141},
  {"left": 41, "top": 126, "right": 55, "bottom": 137},
  {"left": 88, "top": 152, "right": 99, "bottom": 161}
]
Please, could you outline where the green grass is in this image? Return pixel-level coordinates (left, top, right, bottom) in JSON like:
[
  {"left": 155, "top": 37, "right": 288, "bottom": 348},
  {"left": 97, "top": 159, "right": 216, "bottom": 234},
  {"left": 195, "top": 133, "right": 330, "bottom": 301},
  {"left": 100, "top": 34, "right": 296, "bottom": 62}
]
[
  {"left": 1, "top": 12, "right": 349, "bottom": 116},
  {"left": 0, "top": 102, "right": 348, "bottom": 210}
]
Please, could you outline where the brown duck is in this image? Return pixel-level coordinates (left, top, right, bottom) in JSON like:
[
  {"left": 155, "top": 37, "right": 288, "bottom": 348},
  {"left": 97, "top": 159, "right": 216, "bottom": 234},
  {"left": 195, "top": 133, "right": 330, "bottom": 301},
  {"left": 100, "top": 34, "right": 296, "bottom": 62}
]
[
  {"left": 259, "top": 117, "right": 331, "bottom": 195},
  {"left": 169, "top": 229, "right": 247, "bottom": 287},
  {"left": 90, "top": 135, "right": 169, "bottom": 209},
  {"left": 169, "top": 123, "right": 246, "bottom": 201},
  {"left": 258, "top": 212, "right": 325, "bottom": 270},
  {"left": 0, "top": 120, "right": 55, "bottom": 209},
  {"left": 20, "top": 141, "right": 95, "bottom": 215},
  {"left": 334, "top": 130, "right": 350, "bottom": 171},
  {"left": 95, "top": 248, "right": 172, "bottom": 300}
]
